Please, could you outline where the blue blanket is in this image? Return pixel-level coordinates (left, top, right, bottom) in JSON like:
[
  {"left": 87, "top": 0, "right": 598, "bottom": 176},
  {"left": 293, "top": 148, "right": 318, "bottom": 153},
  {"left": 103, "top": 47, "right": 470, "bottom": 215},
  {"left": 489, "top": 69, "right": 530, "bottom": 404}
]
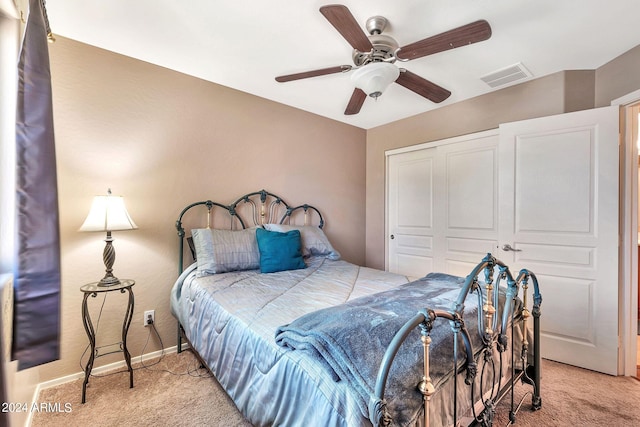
[{"left": 275, "top": 273, "right": 485, "bottom": 426}]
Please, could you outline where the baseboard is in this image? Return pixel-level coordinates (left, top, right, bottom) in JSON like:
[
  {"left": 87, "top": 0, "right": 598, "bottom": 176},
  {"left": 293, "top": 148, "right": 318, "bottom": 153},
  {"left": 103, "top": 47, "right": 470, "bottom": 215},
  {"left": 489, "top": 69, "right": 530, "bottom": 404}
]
[
  {"left": 36, "top": 345, "right": 179, "bottom": 391},
  {"left": 26, "top": 345, "right": 182, "bottom": 426}
]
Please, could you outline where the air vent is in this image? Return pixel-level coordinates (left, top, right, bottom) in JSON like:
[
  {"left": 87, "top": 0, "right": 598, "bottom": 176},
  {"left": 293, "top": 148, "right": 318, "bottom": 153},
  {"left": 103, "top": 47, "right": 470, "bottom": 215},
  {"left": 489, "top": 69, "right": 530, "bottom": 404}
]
[{"left": 480, "top": 62, "right": 532, "bottom": 88}]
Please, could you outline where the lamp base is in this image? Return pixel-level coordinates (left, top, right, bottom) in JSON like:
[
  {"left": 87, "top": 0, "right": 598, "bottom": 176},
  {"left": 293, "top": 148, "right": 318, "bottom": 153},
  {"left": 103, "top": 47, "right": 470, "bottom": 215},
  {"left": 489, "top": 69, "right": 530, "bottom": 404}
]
[
  {"left": 97, "top": 275, "right": 121, "bottom": 287},
  {"left": 98, "top": 232, "right": 121, "bottom": 286}
]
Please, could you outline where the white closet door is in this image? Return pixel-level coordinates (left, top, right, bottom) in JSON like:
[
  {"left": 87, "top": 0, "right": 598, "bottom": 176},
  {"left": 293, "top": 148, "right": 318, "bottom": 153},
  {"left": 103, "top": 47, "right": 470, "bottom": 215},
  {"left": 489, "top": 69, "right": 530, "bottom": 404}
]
[
  {"left": 387, "top": 131, "right": 499, "bottom": 278},
  {"left": 436, "top": 132, "right": 499, "bottom": 277},
  {"left": 499, "top": 106, "right": 619, "bottom": 375},
  {"left": 387, "top": 147, "right": 436, "bottom": 277}
]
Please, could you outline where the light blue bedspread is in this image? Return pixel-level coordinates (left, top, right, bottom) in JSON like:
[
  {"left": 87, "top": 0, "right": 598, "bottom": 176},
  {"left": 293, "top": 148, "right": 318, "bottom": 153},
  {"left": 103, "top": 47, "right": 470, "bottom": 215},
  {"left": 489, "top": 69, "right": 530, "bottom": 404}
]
[
  {"left": 171, "top": 257, "right": 522, "bottom": 426},
  {"left": 171, "top": 257, "right": 412, "bottom": 426},
  {"left": 275, "top": 273, "right": 482, "bottom": 426}
]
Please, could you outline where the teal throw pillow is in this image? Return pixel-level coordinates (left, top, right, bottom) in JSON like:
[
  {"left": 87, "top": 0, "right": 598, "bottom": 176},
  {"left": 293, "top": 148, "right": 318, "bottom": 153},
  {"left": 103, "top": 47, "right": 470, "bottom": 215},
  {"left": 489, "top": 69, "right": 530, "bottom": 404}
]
[{"left": 256, "top": 227, "right": 306, "bottom": 273}]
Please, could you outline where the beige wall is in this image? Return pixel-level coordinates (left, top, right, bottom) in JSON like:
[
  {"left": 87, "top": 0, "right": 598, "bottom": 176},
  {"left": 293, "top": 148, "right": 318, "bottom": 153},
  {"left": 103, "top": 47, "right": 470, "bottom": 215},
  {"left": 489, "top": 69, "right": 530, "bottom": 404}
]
[{"left": 38, "top": 37, "right": 366, "bottom": 382}]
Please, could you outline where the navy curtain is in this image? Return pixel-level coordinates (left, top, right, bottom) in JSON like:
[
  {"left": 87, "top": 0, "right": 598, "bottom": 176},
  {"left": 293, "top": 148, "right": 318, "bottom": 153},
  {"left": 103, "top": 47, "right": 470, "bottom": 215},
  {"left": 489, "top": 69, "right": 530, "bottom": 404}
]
[{"left": 12, "top": 0, "right": 61, "bottom": 370}]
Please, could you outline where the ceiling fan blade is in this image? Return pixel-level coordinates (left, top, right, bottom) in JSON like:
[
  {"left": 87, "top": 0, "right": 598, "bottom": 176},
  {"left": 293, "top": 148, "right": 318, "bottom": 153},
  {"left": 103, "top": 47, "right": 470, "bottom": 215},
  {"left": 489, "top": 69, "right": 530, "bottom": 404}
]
[
  {"left": 396, "top": 20, "right": 492, "bottom": 61},
  {"left": 275, "top": 65, "right": 352, "bottom": 83},
  {"left": 396, "top": 69, "right": 451, "bottom": 103},
  {"left": 344, "top": 88, "right": 367, "bottom": 115},
  {"left": 320, "top": 5, "right": 373, "bottom": 52}
]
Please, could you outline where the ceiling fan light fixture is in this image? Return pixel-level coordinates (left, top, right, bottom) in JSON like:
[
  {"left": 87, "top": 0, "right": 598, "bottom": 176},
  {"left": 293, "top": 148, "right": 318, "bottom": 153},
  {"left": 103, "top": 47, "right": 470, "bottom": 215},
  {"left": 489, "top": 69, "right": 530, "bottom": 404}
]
[{"left": 350, "top": 62, "right": 399, "bottom": 99}]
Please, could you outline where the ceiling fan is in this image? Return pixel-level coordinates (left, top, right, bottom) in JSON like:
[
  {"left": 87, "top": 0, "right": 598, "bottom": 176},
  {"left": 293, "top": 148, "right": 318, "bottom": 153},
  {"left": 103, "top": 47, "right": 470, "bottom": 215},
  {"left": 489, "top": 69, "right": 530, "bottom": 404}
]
[{"left": 275, "top": 4, "right": 492, "bottom": 115}]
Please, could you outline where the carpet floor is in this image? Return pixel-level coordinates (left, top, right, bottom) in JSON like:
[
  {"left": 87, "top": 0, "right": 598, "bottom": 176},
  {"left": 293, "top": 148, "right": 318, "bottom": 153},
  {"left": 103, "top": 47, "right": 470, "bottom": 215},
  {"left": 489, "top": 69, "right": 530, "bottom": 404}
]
[
  {"left": 31, "top": 350, "right": 251, "bottom": 427},
  {"left": 31, "top": 350, "right": 640, "bottom": 426}
]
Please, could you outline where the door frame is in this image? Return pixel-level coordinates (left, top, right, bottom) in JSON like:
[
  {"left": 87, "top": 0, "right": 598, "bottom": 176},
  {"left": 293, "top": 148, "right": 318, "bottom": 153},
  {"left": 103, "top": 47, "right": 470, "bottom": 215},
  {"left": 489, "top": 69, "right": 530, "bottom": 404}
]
[{"left": 613, "top": 89, "right": 640, "bottom": 376}]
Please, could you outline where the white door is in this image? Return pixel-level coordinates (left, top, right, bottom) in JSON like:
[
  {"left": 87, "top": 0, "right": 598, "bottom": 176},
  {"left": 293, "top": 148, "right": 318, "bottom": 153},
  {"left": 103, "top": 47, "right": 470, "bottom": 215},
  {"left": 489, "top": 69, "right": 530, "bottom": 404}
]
[
  {"left": 436, "top": 133, "right": 500, "bottom": 277},
  {"left": 387, "top": 131, "right": 500, "bottom": 278},
  {"left": 387, "top": 147, "right": 436, "bottom": 277},
  {"left": 499, "top": 106, "right": 619, "bottom": 375}
]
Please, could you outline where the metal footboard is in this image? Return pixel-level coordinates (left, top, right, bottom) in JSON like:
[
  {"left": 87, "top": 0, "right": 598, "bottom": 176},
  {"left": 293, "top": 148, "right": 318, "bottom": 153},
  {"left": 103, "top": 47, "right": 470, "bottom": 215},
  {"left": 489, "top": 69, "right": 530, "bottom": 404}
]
[{"left": 371, "top": 253, "right": 542, "bottom": 427}]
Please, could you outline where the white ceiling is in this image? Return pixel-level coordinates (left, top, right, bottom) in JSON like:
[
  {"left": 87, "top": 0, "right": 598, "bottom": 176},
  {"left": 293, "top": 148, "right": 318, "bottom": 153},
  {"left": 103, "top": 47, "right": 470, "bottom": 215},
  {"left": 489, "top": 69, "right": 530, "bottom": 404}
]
[{"left": 45, "top": 0, "right": 640, "bottom": 130}]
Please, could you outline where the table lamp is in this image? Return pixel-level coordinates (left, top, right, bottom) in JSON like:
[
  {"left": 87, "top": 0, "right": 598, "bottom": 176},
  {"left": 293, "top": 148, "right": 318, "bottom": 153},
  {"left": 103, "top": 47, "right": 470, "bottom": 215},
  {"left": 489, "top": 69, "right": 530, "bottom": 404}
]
[{"left": 79, "top": 189, "right": 137, "bottom": 286}]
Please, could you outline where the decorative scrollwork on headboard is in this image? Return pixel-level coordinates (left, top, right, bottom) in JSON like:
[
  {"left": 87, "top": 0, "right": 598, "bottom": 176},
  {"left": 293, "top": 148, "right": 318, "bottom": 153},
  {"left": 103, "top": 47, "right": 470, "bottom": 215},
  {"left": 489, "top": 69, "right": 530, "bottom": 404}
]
[
  {"left": 282, "top": 204, "right": 325, "bottom": 229},
  {"left": 230, "top": 190, "right": 289, "bottom": 228},
  {"left": 175, "top": 190, "right": 326, "bottom": 274}
]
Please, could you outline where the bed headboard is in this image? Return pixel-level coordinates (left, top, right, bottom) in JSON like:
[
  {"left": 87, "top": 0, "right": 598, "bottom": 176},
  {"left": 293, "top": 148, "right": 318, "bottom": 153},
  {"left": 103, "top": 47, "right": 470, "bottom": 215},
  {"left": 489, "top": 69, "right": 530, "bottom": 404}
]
[{"left": 175, "top": 189, "right": 325, "bottom": 274}]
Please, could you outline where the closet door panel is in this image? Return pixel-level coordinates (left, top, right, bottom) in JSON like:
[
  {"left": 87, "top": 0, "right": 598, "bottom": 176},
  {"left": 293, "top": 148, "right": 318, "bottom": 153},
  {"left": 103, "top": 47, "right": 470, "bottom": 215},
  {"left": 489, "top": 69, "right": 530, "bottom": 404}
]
[
  {"left": 438, "top": 133, "right": 499, "bottom": 274},
  {"left": 387, "top": 148, "right": 436, "bottom": 278},
  {"left": 514, "top": 130, "right": 592, "bottom": 235}
]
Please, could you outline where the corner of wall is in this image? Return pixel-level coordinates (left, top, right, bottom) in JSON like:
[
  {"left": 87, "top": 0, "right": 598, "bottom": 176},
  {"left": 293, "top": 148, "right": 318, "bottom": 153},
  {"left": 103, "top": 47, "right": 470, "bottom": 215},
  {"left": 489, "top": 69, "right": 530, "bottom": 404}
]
[{"left": 596, "top": 44, "right": 640, "bottom": 107}]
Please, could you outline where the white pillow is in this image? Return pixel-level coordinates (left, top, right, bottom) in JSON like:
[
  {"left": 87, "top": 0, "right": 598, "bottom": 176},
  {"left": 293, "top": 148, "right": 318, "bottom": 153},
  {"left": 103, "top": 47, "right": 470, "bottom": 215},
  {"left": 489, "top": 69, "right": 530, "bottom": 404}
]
[
  {"left": 191, "top": 227, "right": 260, "bottom": 276},
  {"left": 263, "top": 224, "right": 340, "bottom": 260}
]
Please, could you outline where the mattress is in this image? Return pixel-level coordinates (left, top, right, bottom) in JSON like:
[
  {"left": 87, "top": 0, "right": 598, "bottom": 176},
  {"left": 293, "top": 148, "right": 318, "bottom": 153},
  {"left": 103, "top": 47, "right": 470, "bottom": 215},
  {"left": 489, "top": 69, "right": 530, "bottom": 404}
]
[{"left": 170, "top": 256, "right": 523, "bottom": 426}]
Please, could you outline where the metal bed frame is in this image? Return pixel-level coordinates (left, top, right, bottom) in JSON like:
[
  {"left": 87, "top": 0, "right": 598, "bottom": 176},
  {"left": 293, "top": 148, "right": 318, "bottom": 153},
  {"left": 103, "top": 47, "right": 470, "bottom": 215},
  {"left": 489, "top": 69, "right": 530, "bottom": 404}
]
[
  {"left": 174, "top": 189, "right": 323, "bottom": 353},
  {"left": 371, "top": 253, "right": 542, "bottom": 426},
  {"left": 173, "top": 189, "right": 542, "bottom": 426}
]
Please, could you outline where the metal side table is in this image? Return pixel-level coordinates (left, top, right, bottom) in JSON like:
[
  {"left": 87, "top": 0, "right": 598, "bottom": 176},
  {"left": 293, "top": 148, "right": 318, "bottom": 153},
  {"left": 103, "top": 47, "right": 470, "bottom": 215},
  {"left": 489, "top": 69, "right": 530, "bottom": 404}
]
[{"left": 80, "top": 279, "right": 135, "bottom": 403}]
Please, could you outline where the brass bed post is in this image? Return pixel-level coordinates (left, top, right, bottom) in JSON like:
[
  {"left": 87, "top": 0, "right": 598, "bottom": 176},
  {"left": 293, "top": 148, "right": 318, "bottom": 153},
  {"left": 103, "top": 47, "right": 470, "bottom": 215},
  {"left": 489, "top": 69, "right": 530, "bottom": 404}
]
[
  {"left": 417, "top": 310, "right": 436, "bottom": 427},
  {"left": 372, "top": 311, "right": 432, "bottom": 427},
  {"left": 483, "top": 272, "right": 496, "bottom": 338},
  {"left": 371, "top": 307, "right": 476, "bottom": 427}
]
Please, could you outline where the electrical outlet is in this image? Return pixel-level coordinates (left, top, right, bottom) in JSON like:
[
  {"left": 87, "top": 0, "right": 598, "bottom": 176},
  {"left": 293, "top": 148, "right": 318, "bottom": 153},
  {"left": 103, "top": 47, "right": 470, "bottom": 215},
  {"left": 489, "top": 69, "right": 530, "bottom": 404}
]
[{"left": 144, "top": 310, "right": 155, "bottom": 326}]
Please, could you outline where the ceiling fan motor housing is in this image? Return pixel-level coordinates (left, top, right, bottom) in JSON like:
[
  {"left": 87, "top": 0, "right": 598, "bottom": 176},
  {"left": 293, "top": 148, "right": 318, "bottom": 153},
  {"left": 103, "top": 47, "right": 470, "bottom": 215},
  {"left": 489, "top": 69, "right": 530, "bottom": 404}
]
[{"left": 352, "top": 33, "right": 399, "bottom": 66}]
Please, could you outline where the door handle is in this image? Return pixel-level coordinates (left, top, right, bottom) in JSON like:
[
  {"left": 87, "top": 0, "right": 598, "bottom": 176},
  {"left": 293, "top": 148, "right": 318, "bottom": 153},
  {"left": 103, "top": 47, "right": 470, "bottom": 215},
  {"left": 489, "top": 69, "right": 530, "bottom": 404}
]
[
  {"left": 502, "top": 244, "right": 522, "bottom": 252},
  {"left": 390, "top": 235, "right": 395, "bottom": 240}
]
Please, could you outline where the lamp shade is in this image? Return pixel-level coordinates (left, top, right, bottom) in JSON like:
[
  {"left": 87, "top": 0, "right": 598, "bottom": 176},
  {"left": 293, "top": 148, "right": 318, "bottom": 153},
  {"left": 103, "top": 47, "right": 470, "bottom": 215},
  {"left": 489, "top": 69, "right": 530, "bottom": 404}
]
[
  {"left": 350, "top": 62, "right": 400, "bottom": 99},
  {"left": 79, "top": 193, "right": 137, "bottom": 232}
]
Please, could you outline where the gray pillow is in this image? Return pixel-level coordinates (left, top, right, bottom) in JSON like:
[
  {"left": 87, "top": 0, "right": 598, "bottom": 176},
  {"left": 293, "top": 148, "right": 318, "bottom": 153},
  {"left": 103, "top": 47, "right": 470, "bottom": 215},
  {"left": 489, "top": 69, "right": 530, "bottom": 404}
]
[
  {"left": 263, "top": 224, "right": 340, "bottom": 260},
  {"left": 191, "top": 227, "right": 260, "bottom": 276}
]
